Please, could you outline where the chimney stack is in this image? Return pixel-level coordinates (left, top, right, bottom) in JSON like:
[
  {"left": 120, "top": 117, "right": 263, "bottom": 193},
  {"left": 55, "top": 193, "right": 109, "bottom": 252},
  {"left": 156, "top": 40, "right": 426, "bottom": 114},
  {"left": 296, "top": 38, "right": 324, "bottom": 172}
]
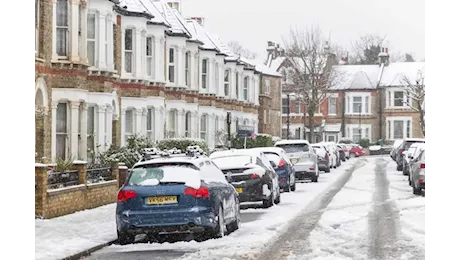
[
  {"left": 189, "top": 17, "right": 204, "bottom": 26},
  {"left": 378, "top": 47, "right": 390, "bottom": 66}
]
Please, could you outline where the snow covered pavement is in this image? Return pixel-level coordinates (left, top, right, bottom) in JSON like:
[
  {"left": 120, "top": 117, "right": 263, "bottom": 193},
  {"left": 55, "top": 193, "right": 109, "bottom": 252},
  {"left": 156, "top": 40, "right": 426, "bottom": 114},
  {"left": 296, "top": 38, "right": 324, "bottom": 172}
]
[
  {"left": 85, "top": 160, "right": 356, "bottom": 260},
  {"left": 274, "top": 156, "right": 425, "bottom": 260}
]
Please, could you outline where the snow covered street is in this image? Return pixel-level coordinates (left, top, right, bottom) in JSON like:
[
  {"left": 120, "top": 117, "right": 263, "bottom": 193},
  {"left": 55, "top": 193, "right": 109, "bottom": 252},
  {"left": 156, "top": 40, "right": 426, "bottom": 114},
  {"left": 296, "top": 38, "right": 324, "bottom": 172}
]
[{"left": 35, "top": 156, "right": 425, "bottom": 260}]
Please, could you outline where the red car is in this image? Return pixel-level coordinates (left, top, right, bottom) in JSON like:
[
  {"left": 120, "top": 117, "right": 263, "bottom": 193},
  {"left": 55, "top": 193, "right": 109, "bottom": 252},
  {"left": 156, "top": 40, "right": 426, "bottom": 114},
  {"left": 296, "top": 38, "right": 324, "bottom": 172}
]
[{"left": 345, "top": 144, "right": 365, "bottom": 158}]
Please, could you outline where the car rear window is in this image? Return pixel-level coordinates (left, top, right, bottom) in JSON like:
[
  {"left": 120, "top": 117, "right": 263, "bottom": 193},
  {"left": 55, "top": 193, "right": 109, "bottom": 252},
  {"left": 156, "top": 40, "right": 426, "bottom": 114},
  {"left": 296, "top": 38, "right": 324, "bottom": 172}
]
[
  {"left": 263, "top": 152, "right": 282, "bottom": 165},
  {"left": 403, "top": 141, "right": 424, "bottom": 150},
  {"left": 128, "top": 163, "right": 201, "bottom": 189},
  {"left": 212, "top": 155, "right": 253, "bottom": 169},
  {"left": 276, "top": 143, "right": 309, "bottom": 153}
]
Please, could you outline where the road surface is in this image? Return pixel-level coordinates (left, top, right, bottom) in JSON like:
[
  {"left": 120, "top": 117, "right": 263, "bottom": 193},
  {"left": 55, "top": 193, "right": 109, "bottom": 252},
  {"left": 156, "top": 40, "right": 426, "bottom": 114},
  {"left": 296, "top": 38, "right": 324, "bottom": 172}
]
[{"left": 85, "top": 156, "right": 425, "bottom": 260}]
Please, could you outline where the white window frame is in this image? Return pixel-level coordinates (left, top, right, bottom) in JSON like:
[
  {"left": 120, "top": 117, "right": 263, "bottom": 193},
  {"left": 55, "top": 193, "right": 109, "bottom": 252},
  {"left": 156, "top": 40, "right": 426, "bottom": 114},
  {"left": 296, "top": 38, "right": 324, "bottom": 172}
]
[
  {"left": 200, "top": 114, "right": 208, "bottom": 141},
  {"left": 386, "top": 88, "right": 412, "bottom": 109},
  {"left": 328, "top": 97, "right": 337, "bottom": 115},
  {"left": 146, "top": 36, "right": 154, "bottom": 78},
  {"left": 224, "top": 69, "right": 230, "bottom": 96},
  {"left": 87, "top": 12, "right": 97, "bottom": 67},
  {"left": 201, "top": 59, "right": 208, "bottom": 89},
  {"left": 124, "top": 28, "right": 134, "bottom": 74},
  {"left": 168, "top": 47, "right": 176, "bottom": 83},
  {"left": 346, "top": 124, "right": 372, "bottom": 143},
  {"left": 168, "top": 110, "right": 176, "bottom": 137},
  {"left": 56, "top": 0, "right": 69, "bottom": 58},
  {"left": 345, "top": 93, "right": 371, "bottom": 115},
  {"left": 386, "top": 116, "right": 412, "bottom": 140},
  {"left": 146, "top": 108, "right": 154, "bottom": 141},
  {"left": 326, "top": 134, "right": 337, "bottom": 142},
  {"left": 105, "top": 16, "right": 109, "bottom": 66},
  {"left": 243, "top": 76, "right": 249, "bottom": 101},
  {"left": 125, "top": 109, "right": 134, "bottom": 142},
  {"left": 87, "top": 106, "right": 96, "bottom": 163},
  {"left": 185, "top": 51, "right": 191, "bottom": 87}
]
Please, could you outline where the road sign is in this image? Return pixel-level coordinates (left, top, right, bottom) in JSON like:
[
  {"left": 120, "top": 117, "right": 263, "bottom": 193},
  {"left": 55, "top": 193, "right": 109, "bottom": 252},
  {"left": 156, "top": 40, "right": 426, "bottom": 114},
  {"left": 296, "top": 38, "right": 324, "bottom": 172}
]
[{"left": 237, "top": 125, "right": 254, "bottom": 138}]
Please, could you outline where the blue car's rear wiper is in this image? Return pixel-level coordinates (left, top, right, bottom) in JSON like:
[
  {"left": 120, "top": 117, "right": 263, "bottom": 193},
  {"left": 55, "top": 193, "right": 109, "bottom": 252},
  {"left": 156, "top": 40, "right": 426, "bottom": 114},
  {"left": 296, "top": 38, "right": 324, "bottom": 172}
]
[{"left": 158, "top": 181, "right": 186, "bottom": 185}]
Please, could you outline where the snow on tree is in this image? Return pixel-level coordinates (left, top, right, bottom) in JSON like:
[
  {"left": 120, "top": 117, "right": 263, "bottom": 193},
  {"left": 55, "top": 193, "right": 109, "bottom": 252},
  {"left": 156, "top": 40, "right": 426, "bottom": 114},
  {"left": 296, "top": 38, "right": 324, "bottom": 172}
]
[
  {"left": 401, "top": 70, "right": 425, "bottom": 136},
  {"left": 283, "top": 26, "right": 344, "bottom": 142},
  {"left": 227, "top": 41, "right": 258, "bottom": 59}
]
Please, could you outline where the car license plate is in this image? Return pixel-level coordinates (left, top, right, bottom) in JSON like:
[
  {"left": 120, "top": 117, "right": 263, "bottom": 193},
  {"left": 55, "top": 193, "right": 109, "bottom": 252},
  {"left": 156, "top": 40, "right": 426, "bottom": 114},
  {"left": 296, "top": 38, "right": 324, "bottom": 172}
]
[
  {"left": 147, "top": 196, "right": 178, "bottom": 205},
  {"left": 236, "top": 188, "right": 243, "bottom": 193}
]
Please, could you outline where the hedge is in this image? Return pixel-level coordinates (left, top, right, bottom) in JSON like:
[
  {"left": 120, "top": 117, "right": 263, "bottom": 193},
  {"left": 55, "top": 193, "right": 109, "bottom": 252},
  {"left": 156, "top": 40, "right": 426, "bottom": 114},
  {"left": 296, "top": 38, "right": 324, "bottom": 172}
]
[
  {"left": 156, "top": 138, "right": 209, "bottom": 154},
  {"left": 231, "top": 134, "right": 273, "bottom": 149}
]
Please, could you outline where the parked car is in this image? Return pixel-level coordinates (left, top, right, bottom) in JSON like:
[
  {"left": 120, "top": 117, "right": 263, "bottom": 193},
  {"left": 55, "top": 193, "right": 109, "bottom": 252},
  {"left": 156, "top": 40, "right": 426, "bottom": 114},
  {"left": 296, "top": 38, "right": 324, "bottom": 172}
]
[
  {"left": 335, "top": 144, "right": 347, "bottom": 161},
  {"left": 274, "top": 140, "right": 319, "bottom": 182},
  {"left": 345, "top": 144, "right": 365, "bottom": 158},
  {"left": 390, "top": 139, "right": 404, "bottom": 161},
  {"left": 323, "top": 142, "right": 341, "bottom": 167},
  {"left": 395, "top": 138, "right": 425, "bottom": 171},
  {"left": 403, "top": 143, "right": 424, "bottom": 176},
  {"left": 408, "top": 146, "right": 425, "bottom": 195},
  {"left": 248, "top": 147, "right": 297, "bottom": 192},
  {"left": 312, "top": 144, "right": 331, "bottom": 173},
  {"left": 116, "top": 152, "right": 241, "bottom": 245},
  {"left": 337, "top": 144, "right": 350, "bottom": 160},
  {"left": 210, "top": 149, "right": 281, "bottom": 208}
]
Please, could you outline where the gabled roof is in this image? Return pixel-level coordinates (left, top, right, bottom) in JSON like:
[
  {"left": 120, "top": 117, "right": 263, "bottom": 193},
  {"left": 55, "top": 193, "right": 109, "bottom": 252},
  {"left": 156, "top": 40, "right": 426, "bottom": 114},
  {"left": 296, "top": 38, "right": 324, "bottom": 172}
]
[
  {"left": 379, "top": 62, "right": 425, "bottom": 86},
  {"left": 210, "top": 35, "right": 239, "bottom": 62},
  {"left": 152, "top": 0, "right": 190, "bottom": 37},
  {"left": 116, "top": 0, "right": 154, "bottom": 19},
  {"left": 331, "top": 64, "right": 381, "bottom": 90},
  {"left": 239, "top": 57, "right": 282, "bottom": 77},
  {"left": 140, "top": 0, "right": 170, "bottom": 26},
  {"left": 186, "top": 19, "right": 219, "bottom": 51}
]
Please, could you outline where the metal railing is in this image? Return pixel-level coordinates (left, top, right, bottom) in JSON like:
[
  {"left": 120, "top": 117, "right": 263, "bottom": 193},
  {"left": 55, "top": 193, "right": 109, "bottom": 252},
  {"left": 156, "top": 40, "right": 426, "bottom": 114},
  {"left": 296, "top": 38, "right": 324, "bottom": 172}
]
[
  {"left": 86, "top": 167, "right": 112, "bottom": 184},
  {"left": 47, "top": 170, "right": 80, "bottom": 189}
]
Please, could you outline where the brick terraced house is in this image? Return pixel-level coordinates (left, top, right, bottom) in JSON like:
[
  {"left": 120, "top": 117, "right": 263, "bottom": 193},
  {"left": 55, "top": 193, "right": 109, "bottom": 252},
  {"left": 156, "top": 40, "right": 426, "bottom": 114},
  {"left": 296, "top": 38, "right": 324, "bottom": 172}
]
[
  {"left": 265, "top": 42, "right": 425, "bottom": 143},
  {"left": 35, "top": 0, "right": 279, "bottom": 162}
]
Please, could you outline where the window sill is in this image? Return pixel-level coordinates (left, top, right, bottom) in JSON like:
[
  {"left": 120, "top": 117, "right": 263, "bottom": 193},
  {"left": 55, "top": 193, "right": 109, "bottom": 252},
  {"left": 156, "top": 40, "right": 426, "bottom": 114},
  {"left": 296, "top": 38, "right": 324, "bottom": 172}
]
[
  {"left": 385, "top": 106, "right": 412, "bottom": 110},
  {"left": 345, "top": 113, "right": 373, "bottom": 116},
  {"left": 35, "top": 57, "right": 45, "bottom": 63},
  {"left": 327, "top": 113, "right": 338, "bottom": 116}
]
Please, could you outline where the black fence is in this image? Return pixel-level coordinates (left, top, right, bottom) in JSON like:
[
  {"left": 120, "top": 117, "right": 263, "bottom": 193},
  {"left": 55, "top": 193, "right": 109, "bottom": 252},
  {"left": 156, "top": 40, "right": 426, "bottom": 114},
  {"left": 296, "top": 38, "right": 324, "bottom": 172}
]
[
  {"left": 86, "top": 167, "right": 112, "bottom": 184},
  {"left": 47, "top": 170, "right": 80, "bottom": 189}
]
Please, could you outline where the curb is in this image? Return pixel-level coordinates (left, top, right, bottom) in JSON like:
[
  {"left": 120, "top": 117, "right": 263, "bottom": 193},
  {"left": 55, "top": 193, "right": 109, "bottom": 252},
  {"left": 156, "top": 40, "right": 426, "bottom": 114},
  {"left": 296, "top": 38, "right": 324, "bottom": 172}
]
[{"left": 61, "top": 239, "right": 118, "bottom": 260}]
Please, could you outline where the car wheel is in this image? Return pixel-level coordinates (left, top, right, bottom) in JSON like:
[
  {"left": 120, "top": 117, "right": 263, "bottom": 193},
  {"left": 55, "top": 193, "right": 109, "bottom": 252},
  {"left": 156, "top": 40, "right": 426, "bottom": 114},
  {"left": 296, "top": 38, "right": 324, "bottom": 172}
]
[
  {"left": 227, "top": 202, "right": 241, "bottom": 233},
  {"left": 117, "top": 230, "right": 135, "bottom": 245},
  {"left": 212, "top": 206, "right": 226, "bottom": 238},
  {"left": 274, "top": 191, "right": 281, "bottom": 205},
  {"left": 262, "top": 191, "right": 275, "bottom": 208},
  {"left": 290, "top": 181, "right": 296, "bottom": 191},
  {"left": 412, "top": 181, "right": 422, "bottom": 195}
]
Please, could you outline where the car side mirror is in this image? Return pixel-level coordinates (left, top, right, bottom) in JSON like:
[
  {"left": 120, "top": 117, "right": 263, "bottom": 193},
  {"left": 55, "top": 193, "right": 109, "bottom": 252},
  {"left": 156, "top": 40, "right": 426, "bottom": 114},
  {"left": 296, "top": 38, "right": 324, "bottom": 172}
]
[{"left": 270, "top": 161, "right": 278, "bottom": 169}]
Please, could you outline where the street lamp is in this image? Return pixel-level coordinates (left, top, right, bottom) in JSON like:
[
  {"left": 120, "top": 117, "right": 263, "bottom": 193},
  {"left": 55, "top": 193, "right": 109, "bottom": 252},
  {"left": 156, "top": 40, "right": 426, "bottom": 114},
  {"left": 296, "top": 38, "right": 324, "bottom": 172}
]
[
  {"left": 286, "top": 93, "right": 295, "bottom": 140},
  {"left": 358, "top": 104, "right": 362, "bottom": 143}
]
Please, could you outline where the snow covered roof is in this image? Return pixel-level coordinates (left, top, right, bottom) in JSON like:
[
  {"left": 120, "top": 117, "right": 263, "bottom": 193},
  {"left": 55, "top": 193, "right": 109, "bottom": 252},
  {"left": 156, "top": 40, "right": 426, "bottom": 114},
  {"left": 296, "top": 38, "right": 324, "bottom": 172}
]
[
  {"left": 269, "top": 57, "right": 286, "bottom": 71},
  {"left": 152, "top": 0, "right": 190, "bottom": 36},
  {"left": 331, "top": 64, "right": 381, "bottom": 90},
  {"left": 140, "top": 0, "right": 171, "bottom": 26},
  {"left": 210, "top": 35, "right": 239, "bottom": 61},
  {"left": 239, "top": 57, "right": 282, "bottom": 77},
  {"left": 379, "top": 62, "right": 425, "bottom": 86},
  {"left": 116, "top": 0, "right": 154, "bottom": 19},
  {"left": 186, "top": 19, "right": 219, "bottom": 51}
]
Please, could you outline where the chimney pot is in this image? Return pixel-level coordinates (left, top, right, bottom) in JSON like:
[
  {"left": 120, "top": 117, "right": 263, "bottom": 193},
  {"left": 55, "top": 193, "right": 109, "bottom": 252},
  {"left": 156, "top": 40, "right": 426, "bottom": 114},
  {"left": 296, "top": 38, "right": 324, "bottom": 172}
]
[{"left": 268, "top": 41, "right": 274, "bottom": 47}]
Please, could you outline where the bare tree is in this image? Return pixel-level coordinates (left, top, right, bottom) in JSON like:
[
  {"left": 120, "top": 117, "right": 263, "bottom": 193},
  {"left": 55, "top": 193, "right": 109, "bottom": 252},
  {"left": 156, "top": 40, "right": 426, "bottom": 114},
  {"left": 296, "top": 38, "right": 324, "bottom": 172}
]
[
  {"left": 351, "top": 34, "right": 388, "bottom": 64},
  {"left": 227, "top": 41, "right": 258, "bottom": 60},
  {"left": 283, "top": 26, "right": 343, "bottom": 142},
  {"left": 401, "top": 70, "right": 425, "bottom": 136}
]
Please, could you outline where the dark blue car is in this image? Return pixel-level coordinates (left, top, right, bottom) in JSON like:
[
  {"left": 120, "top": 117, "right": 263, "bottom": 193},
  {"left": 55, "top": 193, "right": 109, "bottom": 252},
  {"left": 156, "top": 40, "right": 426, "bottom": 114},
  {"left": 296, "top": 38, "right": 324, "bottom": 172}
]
[
  {"left": 116, "top": 154, "right": 241, "bottom": 245},
  {"left": 249, "top": 147, "right": 296, "bottom": 192}
]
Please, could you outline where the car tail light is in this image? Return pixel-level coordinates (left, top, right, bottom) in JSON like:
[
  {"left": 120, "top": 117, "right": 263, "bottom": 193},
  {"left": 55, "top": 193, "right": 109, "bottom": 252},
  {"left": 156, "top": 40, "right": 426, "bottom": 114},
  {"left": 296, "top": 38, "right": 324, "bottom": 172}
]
[
  {"left": 309, "top": 168, "right": 314, "bottom": 171},
  {"left": 117, "top": 190, "right": 137, "bottom": 202},
  {"left": 278, "top": 159, "right": 286, "bottom": 168},
  {"left": 399, "top": 150, "right": 404, "bottom": 155},
  {"left": 280, "top": 177, "right": 286, "bottom": 182},
  {"left": 420, "top": 163, "right": 425, "bottom": 169},
  {"left": 250, "top": 174, "right": 260, "bottom": 179},
  {"left": 184, "top": 187, "right": 210, "bottom": 198}
]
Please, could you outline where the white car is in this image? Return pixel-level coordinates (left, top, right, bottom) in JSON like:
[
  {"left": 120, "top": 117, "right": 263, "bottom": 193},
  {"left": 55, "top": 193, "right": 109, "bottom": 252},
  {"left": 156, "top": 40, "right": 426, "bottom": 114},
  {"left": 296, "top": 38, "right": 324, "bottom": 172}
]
[{"left": 322, "top": 142, "right": 340, "bottom": 168}]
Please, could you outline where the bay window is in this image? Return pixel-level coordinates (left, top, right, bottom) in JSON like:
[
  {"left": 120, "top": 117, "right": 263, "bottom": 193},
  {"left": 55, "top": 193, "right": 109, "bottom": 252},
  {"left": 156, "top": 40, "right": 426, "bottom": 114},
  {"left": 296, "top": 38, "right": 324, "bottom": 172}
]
[
  {"left": 224, "top": 69, "right": 230, "bottom": 96},
  {"left": 185, "top": 52, "right": 191, "bottom": 86},
  {"left": 56, "top": 103, "right": 68, "bottom": 160},
  {"left": 124, "top": 29, "right": 134, "bottom": 73},
  {"left": 243, "top": 76, "right": 249, "bottom": 101},
  {"left": 387, "top": 117, "right": 412, "bottom": 139},
  {"left": 168, "top": 48, "right": 175, "bottom": 83},
  {"left": 146, "top": 37, "right": 154, "bottom": 77},
  {"left": 201, "top": 59, "right": 208, "bottom": 89},
  {"left": 200, "top": 114, "right": 207, "bottom": 141},
  {"left": 87, "top": 13, "right": 96, "bottom": 67},
  {"left": 56, "top": 0, "right": 69, "bottom": 57},
  {"left": 328, "top": 97, "right": 337, "bottom": 115}
]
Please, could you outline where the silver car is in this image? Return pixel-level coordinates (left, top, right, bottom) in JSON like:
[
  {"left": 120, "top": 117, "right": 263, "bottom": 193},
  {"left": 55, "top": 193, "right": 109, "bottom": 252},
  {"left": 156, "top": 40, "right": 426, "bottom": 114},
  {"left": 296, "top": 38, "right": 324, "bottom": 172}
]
[
  {"left": 409, "top": 147, "right": 425, "bottom": 195},
  {"left": 274, "top": 140, "right": 319, "bottom": 183}
]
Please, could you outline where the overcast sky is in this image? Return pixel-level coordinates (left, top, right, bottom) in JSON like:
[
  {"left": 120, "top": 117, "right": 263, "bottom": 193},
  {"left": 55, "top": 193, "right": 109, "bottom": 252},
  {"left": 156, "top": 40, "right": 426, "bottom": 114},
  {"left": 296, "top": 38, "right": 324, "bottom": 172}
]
[{"left": 180, "top": 0, "right": 425, "bottom": 62}]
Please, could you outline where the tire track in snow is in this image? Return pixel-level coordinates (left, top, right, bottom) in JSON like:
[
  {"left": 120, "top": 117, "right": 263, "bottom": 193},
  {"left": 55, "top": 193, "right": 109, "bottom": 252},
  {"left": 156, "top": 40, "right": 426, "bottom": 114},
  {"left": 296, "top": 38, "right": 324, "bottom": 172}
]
[
  {"left": 247, "top": 159, "right": 366, "bottom": 260},
  {"left": 367, "top": 157, "right": 401, "bottom": 260}
]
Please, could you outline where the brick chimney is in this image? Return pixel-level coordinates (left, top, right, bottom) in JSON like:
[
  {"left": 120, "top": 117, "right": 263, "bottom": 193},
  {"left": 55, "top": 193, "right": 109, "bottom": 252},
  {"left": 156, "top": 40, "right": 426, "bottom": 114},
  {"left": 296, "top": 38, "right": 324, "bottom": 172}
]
[
  {"left": 378, "top": 47, "right": 389, "bottom": 66},
  {"left": 267, "top": 41, "right": 277, "bottom": 61}
]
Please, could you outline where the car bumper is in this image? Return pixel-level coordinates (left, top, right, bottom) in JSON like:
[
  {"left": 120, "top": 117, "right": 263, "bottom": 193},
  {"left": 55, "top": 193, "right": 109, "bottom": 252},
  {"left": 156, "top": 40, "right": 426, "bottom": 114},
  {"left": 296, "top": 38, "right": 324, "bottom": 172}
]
[
  {"left": 116, "top": 206, "right": 217, "bottom": 234},
  {"left": 416, "top": 175, "right": 425, "bottom": 189},
  {"left": 232, "top": 180, "right": 271, "bottom": 203},
  {"left": 275, "top": 169, "right": 289, "bottom": 189},
  {"left": 295, "top": 171, "right": 317, "bottom": 181},
  {"left": 293, "top": 162, "right": 316, "bottom": 173}
]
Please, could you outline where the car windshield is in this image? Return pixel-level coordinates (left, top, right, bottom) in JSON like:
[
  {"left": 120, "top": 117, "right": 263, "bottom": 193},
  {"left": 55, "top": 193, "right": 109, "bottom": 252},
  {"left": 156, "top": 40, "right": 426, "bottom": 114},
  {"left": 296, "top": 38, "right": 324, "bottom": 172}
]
[
  {"left": 404, "top": 141, "right": 425, "bottom": 150},
  {"left": 128, "top": 163, "right": 201, "bottom": 188},
  {"left": 276, "top": 144, "right": 309, "bottom": 153},
  {"left": 212, "top": 155, "right": 253, "bottom": 169}
]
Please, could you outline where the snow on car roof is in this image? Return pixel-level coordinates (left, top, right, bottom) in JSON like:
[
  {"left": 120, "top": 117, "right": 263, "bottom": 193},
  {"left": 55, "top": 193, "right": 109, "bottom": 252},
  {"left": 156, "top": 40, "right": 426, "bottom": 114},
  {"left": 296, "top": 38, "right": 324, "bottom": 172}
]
[
  {"left": 134, "top": 155, "right": 207, "bottom": 168},
  {"left": 274, "top": 139, "right": 310, "bottom": 146},
  {"left": 212, "top": 155, "right": 254, "bottom": 170},
  {"left": 209, "top": 149, "right": 262, "bottom": 159},
  {"left": 248, "top": 147, "right": 285, "bottom": 155}
]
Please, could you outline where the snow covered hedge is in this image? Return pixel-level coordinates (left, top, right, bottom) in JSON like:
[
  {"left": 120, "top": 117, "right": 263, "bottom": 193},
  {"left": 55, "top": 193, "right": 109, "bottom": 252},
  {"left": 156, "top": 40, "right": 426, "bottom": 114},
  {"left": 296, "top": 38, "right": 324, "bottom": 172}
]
[
  {"left": 156, "top": 138, "right": 209, "bottom": 155},
  {"left": 231, "top": 134, "right": 273, "bottom": 149}
]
